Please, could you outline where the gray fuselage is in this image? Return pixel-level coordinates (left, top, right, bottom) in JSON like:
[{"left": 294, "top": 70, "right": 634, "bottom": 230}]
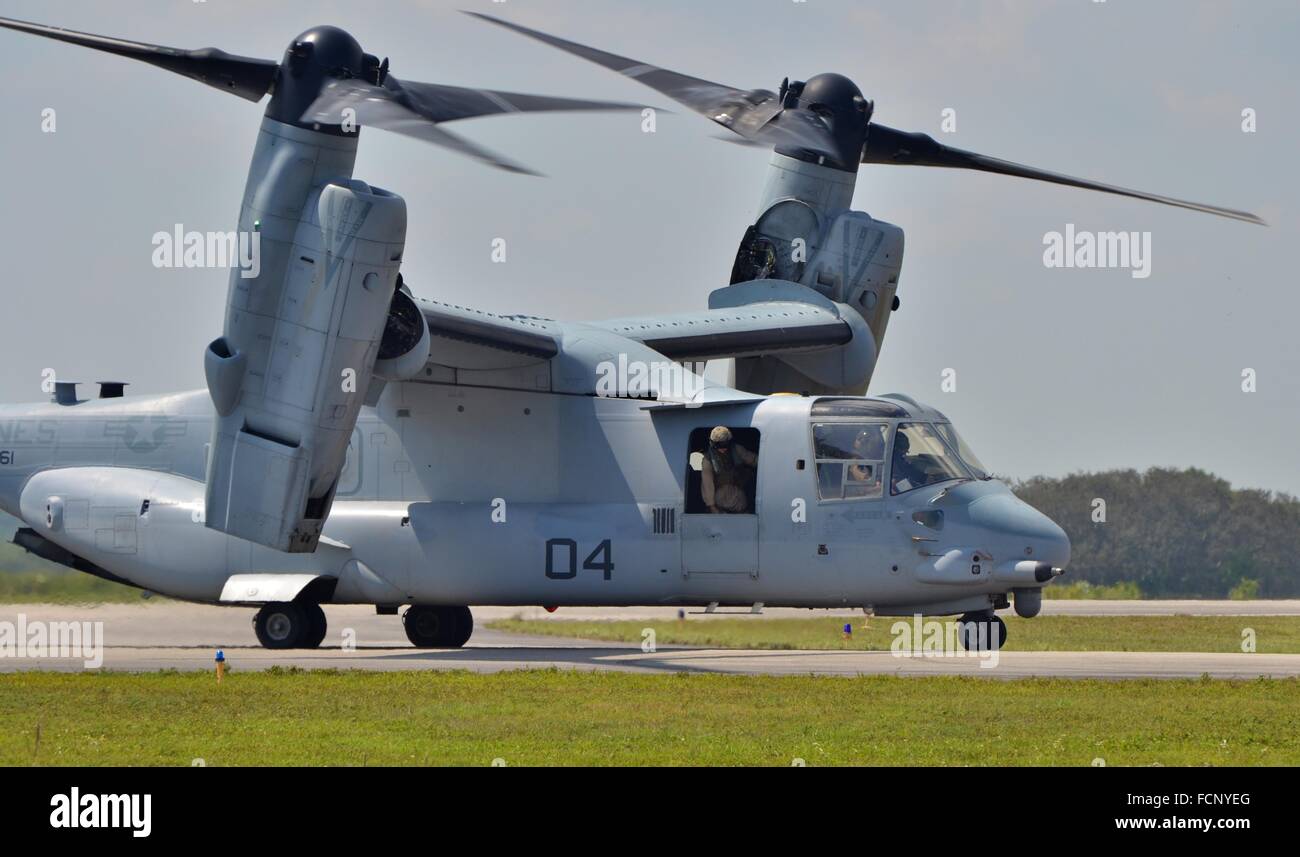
[{"left": 0, "top": 382, "right": 1069, "bottom": 617}]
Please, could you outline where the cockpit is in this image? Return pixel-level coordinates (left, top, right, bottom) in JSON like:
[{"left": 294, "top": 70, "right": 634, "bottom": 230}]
[{"left": 810, "top": 396, "right": 991, "bottom": 501}]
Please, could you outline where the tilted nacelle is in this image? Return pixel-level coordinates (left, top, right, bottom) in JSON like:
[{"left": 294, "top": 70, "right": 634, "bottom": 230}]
[
  {"left": 728, "top": 153, "right": 905, "bottom": 396},
  {"left": 204, "top": 177, "right": 409, "bottom": 553},
  {"left": 372, "top": 287, "right": 432, "bottom": 384}
]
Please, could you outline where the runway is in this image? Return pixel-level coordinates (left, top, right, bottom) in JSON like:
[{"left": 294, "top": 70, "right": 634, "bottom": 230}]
[{"left": 2, "top": 601, "right": 1299, "bottom": 679}]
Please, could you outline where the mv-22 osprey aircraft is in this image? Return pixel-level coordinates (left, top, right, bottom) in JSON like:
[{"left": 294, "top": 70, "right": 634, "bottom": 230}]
[{"left": 0, "top": 14, "right": 1262, "bottom": 651}]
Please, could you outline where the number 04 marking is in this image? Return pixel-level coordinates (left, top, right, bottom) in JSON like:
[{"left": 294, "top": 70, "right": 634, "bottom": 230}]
[{"left": 545, "top": 538, "right": 614, "bottom": 581}]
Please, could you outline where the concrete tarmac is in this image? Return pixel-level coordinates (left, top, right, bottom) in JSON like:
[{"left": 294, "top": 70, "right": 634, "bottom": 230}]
[{"left": 1, "top": 601, "right": 1298, "bottom": 679}]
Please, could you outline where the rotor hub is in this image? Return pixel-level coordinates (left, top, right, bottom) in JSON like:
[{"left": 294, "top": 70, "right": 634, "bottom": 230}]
[
  {"left": 267, "top": 25, "right": 368, "bottom": 130},
  {"left": 777, "top": 72, "right": 874, "bottom": 172}
]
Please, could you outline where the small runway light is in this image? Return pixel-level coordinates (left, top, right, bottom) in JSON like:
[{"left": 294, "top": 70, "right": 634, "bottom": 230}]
[
  {"left": 677, "top": 608, "right": 686, "bottom": 621},
  {"left": 842, "top": 623, "right": 852, "bottom": 640},
  {"left": 215, "top": 649, "right": 226, "bottom": 683}
]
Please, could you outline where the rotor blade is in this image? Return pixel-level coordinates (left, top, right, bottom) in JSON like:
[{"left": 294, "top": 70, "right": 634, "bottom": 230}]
[
  {"left": 393, "top": 78, "right": 645, "bottom": 122},
  {"left": 0, "top": 15, "right": 278, "bottom": 102},
  {"left": 303, "top": 80, "right": 540, "bottom": 175},
  {"left": 465, "top": 11, "right": 839, "bottom": 156},
  {"left": 303, "top": 73, "right": 644, "bottom": 173},
  {"left": 385, "top": 121, "right": 541, "bottom": 176},
  {"left": 863, "top": 124, "right": 1266, "bottom": 226},
  {"left": 307, "top": 74, "right": 644, "bottom": 126}
]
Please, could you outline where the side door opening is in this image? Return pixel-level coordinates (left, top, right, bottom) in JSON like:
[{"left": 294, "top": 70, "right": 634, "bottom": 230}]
[{"left": 682, "top": 426, "right": 761, "bottom": 577}]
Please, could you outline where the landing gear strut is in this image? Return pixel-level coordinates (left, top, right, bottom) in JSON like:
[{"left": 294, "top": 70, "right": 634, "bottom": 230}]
[
  {"left": 403, "top": 605, "right": 473, "bottom": 648},
  {"left": 253, "top": 601, "right": 328, "bottom": 649},
  {"left": 957, "top": 611, "right": 1007, "bottom": 652}
]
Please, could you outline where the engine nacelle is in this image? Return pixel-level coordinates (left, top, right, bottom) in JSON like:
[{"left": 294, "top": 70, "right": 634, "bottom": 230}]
[
  {"left": 372, "top": 287, "right": 431, "bottom": 381},
  {"left": 205, "top": 178, "right": 407, "bottom": 552},
  {"left": 730, "top": 152, "right": 904, "bottom": 396}
]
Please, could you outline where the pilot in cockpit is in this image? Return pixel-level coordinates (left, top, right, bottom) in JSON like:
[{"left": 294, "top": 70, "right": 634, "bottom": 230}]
[
  {"left": 890, "top": 429, "right": 925, "bottom": 494},
  {"left": 847, "top": 427, "right": 885, "bottom": 488},
  {"left": 701, "top": 426, "right": 757, "bottom": 514}
]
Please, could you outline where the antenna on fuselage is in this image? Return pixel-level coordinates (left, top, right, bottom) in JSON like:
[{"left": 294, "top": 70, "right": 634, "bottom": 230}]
[{"left": 52, "top": 381, "right": 82, "bottom": 406}]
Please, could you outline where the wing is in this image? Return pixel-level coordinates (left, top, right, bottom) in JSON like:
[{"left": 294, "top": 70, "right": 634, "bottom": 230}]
[
  {"left": 415, "top": 298, "right": 560, "bottom": 360},
  {"left": 592, "top": 300, "right": 853, "bottom": 362},
  {"left": 409, "top": 281, "right": 866, "bottom": 398}
]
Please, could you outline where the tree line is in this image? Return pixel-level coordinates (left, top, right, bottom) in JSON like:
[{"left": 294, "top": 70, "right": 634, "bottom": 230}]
[{"left": 1014, "top": 468, "right": 1299, "bottom": 598}]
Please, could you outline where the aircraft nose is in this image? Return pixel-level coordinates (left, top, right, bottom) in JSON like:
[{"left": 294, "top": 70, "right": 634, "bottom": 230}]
[{"left": 968, "top": 494, "right": 1071, "bottom": 569}]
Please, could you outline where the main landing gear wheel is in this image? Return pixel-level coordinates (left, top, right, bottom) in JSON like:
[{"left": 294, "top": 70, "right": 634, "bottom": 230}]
[
  {"left": 252, "top": 602, "right": 328, "bottom": 649},
  {"left": 254, "top": 601, "right": 308, "bottom": 649},
  {"left": 957, "top": 612, "right": 1007, "bottom": 652},
  {"left": 404, "top": 605, "right": 474, "bottom": 648},
  {"left": 300, "top": 603, "right": 328, "bottom": 649}
]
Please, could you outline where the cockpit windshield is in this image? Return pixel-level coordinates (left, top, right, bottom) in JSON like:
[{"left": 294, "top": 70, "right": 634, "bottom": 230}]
[
  {"left": 809, "top": 416, "right": 990, "bottom": 500},
  {"left": 890, "top": 422, "right": 970, "bottom": 494},
  {"left": 933, "top": 422, "right": 989, "bottom": 480}
]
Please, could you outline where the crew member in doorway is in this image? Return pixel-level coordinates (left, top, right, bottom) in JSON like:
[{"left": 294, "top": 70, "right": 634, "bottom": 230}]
[{"left": 702, "top": 426, "right": 757, "bottom": 514}]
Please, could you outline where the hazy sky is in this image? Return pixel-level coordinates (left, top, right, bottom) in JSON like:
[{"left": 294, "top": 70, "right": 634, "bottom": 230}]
[{"left": 1, "top": 0, "right": 1297, "bottom": 495}]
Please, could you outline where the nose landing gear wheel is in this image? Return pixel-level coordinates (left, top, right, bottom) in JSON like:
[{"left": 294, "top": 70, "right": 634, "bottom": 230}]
[
  {"left": 404, "top": 605, "right": 474, "bottom": 648},
  {"left": 957, "top": 612, "right": 1007, "bottom": 652},
  {"left": 254, "top": 602, "right": 307, "bottom": 649}
]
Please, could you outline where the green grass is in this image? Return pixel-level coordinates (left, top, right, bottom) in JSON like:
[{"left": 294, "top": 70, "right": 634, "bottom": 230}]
[
  {"left": 1044, "top": 580, "right": 1143, "bottom": 599},
  {"left": 1, "top": 670, "right": 1296, "bottom": 766},
  {"left": 488, "top": 615, "right": 1300, "bottom": 653},
  {"left": 0, "top": 571, "right": 153, "bottom": 604},
  {"left": 1230, "top": 579, "right": 1262, "bottom": 600}
]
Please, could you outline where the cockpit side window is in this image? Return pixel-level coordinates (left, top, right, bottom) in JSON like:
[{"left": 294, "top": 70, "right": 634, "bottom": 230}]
[
  {"left": 934, "top": 422, "right": 989, "bottom": 480},
  {"left": 890, "top": 422, "right": 969, "bottom": 495},
  {"left": 812, "top": 422, "right": 888, "bottom": 501}
]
